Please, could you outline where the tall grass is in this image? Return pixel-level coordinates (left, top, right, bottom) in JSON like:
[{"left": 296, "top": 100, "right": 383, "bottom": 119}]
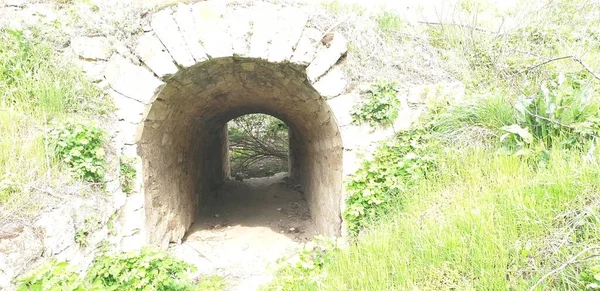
[
  {"left": 0, "top": 28, "right": 109, "bottom": 221},
  {"left": 280, "top": 146, "right": 600, "bottom": 290}
]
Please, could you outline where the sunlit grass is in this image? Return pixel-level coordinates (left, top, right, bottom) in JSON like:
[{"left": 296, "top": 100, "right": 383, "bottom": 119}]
[{"left": 313, "top": 147, "right": 600, "bottom": 290}]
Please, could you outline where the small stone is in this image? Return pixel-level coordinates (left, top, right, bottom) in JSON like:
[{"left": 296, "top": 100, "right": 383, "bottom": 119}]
[
  {"left": 214, "top": 214, "right": 220, "bottom": 218},
  {"left": 276, "top": 208, "right": 282, "bottom": 211}
]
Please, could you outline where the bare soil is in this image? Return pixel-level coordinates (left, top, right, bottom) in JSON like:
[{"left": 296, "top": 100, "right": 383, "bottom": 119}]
[{"left": 170, "top": 173, "right": 316, "bottom": 291}]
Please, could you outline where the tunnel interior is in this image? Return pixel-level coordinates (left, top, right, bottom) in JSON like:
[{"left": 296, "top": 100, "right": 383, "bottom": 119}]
[{"left": 138, "top": 58, "right": 343, "bottom": 246}]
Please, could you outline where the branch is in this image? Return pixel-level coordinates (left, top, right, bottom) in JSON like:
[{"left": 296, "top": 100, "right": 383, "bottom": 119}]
[
  {"left": 418, "top": 21, "right": 498, "bottom": 34},
  {"left": 528, "top": 245, "right": 600, "bottom": 291},
  {"left": 520, "top": 55, "right": 600, "bottom": 81}
]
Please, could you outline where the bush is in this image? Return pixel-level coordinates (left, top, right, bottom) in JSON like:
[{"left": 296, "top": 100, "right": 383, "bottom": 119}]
[
  {"left": 16, "top": 260, "right": 97, "bottom": 291},
  {"left": 351, "top": 81, "right": 401, "bottom": 128},
  {"left": 48, "top": 118, "right": 107, "bottom": 182},
  {"left": 581, "top": 265, "right": 600, "bottom": 289},
  {"left": 344, "top": 129, "right": 437, "bottom": 235},
  {"left": 86, "top": 248, "right": 196, "bottom": 291},
  {"left": 119, "top": 157, "right": 137, "bottom": 194},
  {"left": 263, "top": 236, "right": 339, "bottom": 290},
  {"left": 17, "top": 248, "right": 224, "bottom": 291}
]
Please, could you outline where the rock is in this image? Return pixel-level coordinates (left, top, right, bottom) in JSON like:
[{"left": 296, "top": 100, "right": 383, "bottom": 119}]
[
  {"left": 0, "top": 223, "right": 43, "bottom": 291},
  {"left": 151, "top": 8, "right": 195, "bottom": 67},
  {"left": 313, "top": 67, "right": 348, "bottom": 98},
  {"left": 71, "top": 36, "right": 112, "bottom": 61},
  {"left": 135, "top": 33, "right": 178, "bottom": 78},
  {"left": 306, "top": 32, "right": 348, "bottom": 82},
  {"left": 104, "top": 54, "right": 165, "bottom": 104},
  {"left": 35, "top": 208, "right": 76, "bottom": 257}
]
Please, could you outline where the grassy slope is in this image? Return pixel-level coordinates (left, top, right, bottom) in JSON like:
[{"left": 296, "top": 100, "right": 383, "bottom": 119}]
[
  {"left": 319, "top": 148, "right": 599, "bottom": 290},
  {"left": 0, "top": 28, "right": 109, "bottom": 222}
]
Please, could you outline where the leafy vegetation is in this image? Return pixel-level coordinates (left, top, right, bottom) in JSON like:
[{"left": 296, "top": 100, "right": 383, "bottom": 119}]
[
  {"left": 0, "top": 27, "right": 109, "bottom": 221},
  {"left": 48, "top": 119, "right": 107, "bottom": 182},
  {"left": 74, "top": 216, "right": 102, "bottom": 247},
  {"left": 343, "top": 129, "right": 437, "bottom": 235},
  {"left": 262, "top": 236, "right": 339, "bottom": 291},
  {"left": 119, "top": 157, "right": 137, "bottom": 195},
  {"left": 17, "top": 248, "right": 225, "bottom": 291},
  {"left": 350, "top": 81, "right": 402, "bottom": 127}
]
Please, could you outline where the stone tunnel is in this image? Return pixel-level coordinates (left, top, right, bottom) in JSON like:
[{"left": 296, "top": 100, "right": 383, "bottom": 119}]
[
  {"left": 100, "top": 0, "right": 441, "bottom": 249},
  {"left": 104, "top": 1, "right": 356, "bottom": 248}
]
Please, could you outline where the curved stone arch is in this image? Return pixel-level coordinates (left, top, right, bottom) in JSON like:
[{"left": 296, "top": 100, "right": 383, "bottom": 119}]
[{"left": 104, "top": 1, "right": 351, "bottom": 247}]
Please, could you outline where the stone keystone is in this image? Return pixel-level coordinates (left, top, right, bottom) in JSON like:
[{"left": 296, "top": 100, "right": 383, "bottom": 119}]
[{"left": 151, "top": 8, "right": 196, "bottom": 68}]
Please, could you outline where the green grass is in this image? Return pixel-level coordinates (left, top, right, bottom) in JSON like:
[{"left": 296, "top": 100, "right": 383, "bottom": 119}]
[
  {"left": 270, "top": 145, "right": 600, "bottom": 290},
  {"left": 0, "top": 28, "right": 110, "bottom": 219}
]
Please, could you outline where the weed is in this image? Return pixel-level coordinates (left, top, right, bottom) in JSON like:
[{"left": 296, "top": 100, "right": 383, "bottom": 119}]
[
  {"left": 74, "top": 216, "right": 102, "bottom": 247},
  {"left": 344, "top": 129, "right": 437, "bottom": 235},
  {"left": 351, "top": 81, "right": 402, "bottom": 128},
  {"left": 119, "top": 157, "right": 137, "bottom": 195},
  {"left": 48, "top": 119, "right": 107, "bottom": 182}
]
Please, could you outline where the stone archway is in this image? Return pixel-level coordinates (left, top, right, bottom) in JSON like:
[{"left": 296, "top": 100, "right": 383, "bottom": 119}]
[{"left": 104, "top": 1, "right": 349, "bottom": 248}]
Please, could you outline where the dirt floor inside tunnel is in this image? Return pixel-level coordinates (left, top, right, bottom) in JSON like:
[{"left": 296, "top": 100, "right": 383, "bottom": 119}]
[{"left": 170, "top": 172, "right": 317, "bottom": 290}]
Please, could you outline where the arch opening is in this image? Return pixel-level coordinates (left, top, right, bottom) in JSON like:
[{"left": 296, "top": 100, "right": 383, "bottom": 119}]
[
  {"left": 138, "top": 57, "right": 343, "bottom": 246},
  {"left": 227, "top": 114, "right": 290, "bottom": 180}
]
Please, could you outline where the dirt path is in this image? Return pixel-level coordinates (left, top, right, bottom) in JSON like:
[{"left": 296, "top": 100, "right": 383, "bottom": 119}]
[{"left": 170, "top": 173, "right": 316, "bottom": 290}]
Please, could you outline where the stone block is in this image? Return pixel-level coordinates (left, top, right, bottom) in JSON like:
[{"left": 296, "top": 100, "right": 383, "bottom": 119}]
[
  {"left": 192, "top": 1, "right": 233, "bottom": 58},
  {"left": 152, "top": 8, "right": 196, "bottom": 67},
  {"left": 71, "top": 36, "right": 112, "bottom": 61},
  {"left": 313, "top": 67, "right": 347, "bottom": 98},
  {"left": 174, "top": 3, "right": 208, "bottom": 62},
  {"left": 104, "top": 54, "right": 165, "bottom": 104},
  {"left": 135, "top": 33, "right": 179, "bottom": 78},
  {"left": 306, "top": 32, "right": 348, "bottom": 82}
]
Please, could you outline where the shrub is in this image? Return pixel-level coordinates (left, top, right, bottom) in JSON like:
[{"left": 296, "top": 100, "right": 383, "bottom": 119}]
[
  {"left": 17, "top": 248, "right": 223, "bottom": 291},
  {"left": 119, "top": 157, "right": 137, "bottom": 194},
  {"left": 264, "top": 236, "right": 339, "bottom": 290},
  {"left": 74, "top": 216, "right": 102, "bottom": 247},
  {"left": 86, "top": 247, "right": 197, "bottom": 291},
  {"left": 513, "top": 74, "right": 600, "bottom": 148},
  {"left": 344, "top": 129, "right": 437, "bottom": 235},
  {"left": 351, "top": 81, "right": 402, "bottom": 128},
  {"left": 16, "top": 260, "right": 98, "bottom": 291},
  {"left": 581, "top": 265, "right": 600, "bottom": 289},
  {"left": 48, "top": 118, "right": 106, "bottom": 182}
]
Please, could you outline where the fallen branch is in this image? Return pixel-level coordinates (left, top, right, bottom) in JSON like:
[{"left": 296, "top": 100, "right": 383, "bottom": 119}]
[{"left": 528, "top": 245, "right": 600, "bottom": 291}]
